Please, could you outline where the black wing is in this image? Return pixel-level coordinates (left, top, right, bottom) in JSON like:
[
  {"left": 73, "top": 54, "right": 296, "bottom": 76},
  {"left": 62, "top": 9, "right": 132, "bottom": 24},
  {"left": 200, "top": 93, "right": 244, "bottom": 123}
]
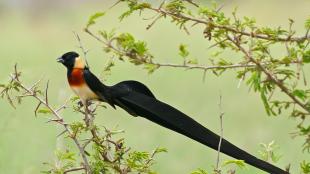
[
  {"left": 83, "top": 68, "right": 115, "bottom": 107},
  {"left": 111, "top": 80, "right": 156, "bottom": 98}
]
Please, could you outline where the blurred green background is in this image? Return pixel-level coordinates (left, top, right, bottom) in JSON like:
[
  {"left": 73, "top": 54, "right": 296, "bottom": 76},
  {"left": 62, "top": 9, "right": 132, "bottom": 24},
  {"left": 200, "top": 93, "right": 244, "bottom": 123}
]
[{"left": 0, "top": 0, "right": 309, "bottom": 173}]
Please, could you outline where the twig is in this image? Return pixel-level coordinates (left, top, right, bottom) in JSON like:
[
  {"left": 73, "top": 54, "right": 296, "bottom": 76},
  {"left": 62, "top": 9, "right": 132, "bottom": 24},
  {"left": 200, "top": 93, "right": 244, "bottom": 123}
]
[
  {"left": 34, "top": 101, "right": 42, "bottom": 117},
  {"left": 64, "top": 167, "right": 86, "bottom": 173},
  {"left": 73, "top": 31, "right": 90, "bottom": 68},
  {"left": 215, "top": 94, "right": 224, "bottom": 173},
  {"left": 146, "top": 14, "right": 163, "bottom": 30},
  {"left": 184, "top": 0, "right": 199, "bottom": 7},
  {"left": 138, "top": 147, "right": 160, "bottom": 174},
  {"left": 108, "top": 0, "right": 122, "bottom": 10},
  {"left": 55, "top": 96, "right": 72, "bottom": 112},
  {"left": 45, "top": 80, "right": 49, "bottom": 105},
  {"left": 28, "top": 75, "right": 44, "bottom": 91}
]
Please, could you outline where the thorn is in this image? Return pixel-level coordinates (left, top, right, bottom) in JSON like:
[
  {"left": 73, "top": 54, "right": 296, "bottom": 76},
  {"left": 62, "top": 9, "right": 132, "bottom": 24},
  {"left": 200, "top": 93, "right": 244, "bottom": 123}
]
[
  {"left": 34, "top": 101, "right": 42, "bottom": 117},
  {"left": 46, "top": 118, "right": 64, "bottom": 124},
  {"left": 57, "top": 129, "right": 68, "bottom": 137},
  {"left": 45, "top": 80, "right": 49, "bottom": 105}
]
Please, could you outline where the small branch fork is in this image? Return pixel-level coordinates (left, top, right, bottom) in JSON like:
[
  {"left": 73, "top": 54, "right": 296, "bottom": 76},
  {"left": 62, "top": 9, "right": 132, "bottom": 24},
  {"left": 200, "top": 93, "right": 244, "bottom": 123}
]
[{"left": 10, "top": 64, "right": 92, "bottom": 174}]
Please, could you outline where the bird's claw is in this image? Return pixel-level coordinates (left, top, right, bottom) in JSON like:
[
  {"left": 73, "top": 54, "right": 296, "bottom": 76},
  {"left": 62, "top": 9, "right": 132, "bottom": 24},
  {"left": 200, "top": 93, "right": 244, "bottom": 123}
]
[{"left": 77, "top": 101, "right": 84, "bottom": 107}]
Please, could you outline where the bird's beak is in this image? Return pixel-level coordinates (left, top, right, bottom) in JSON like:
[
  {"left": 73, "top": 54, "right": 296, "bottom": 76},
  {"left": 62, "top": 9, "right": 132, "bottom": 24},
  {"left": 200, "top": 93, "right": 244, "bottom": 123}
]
[{"left": 57, "top": 57, "right": 64, "bottom": 63}]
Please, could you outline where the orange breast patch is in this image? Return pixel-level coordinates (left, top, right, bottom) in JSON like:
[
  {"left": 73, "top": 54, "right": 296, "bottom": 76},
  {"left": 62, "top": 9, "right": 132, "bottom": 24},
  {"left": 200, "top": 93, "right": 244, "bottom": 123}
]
[{"left": 68, "top": 68, "right": 85, "bottom": 86}]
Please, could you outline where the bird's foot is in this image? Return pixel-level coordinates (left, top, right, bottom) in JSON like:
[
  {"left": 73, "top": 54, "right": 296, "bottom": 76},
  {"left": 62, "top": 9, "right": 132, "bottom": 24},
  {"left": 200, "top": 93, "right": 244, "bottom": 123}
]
[{"left": 77, "top": 101, "right": 84, "bottom": 107}]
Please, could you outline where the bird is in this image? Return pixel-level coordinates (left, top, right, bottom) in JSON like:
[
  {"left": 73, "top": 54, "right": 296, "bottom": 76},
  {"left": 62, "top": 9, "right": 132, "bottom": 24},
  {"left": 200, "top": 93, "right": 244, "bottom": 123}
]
[{"left": 57, "top": 51, "right": 288, "bottom": 174}]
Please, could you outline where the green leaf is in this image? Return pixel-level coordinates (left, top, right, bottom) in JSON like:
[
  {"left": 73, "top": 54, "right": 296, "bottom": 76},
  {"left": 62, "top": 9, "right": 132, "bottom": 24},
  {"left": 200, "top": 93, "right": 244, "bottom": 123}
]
[
  {"left": 37, "top": 107, "right": 52, "bottom": 114},
  {"left": 246, "top": 71, "right": 261, "bottom": 92},
  {"left": 187, "top": 58, "right": 198, "bottom": 64},
  {"left": 179, "top": 44, "right": 189, "bottom": 58},
  {"left": 293, "top": 89, "right": 307, "bottom": 101},
  {"left": 144, "top": 63, "right": 159, "bottom": 74},
  {"left": 70, "top": 121, "right": 86, "bottom": 135},
  {"left": 259, "top": 141, "right": 281, "bottom": 163},
  {"left": 165, "top": 0, "right": 186, "bottom": 14},
  {"left": 119, "top": 2, "right": 151, "bottom": 21},
  {"left": 191, "top": 168, "right": 209, "bottom": 174},
  {"left": 222, "top": 159, "right": 246, "bottom": 169},
  {"left": 303, "top": 50, "right": 310, "bottom": 63},
  {"left": 300, "top": 160, "right": 310, "bottom": 174},
  {"left": 86, "top": 12, "right": 105, "bottom": 28},
  {"left": 55, "top": 150, "right": 76, "bottom": 161},
  {"left": 70, "top": 96, "right": 80, "bottom": 102},
  {"left": 260, "top": 85, "right": 275, "bottom": 116},
  {"left": 154, "top": 147, "right": 168, "bottom": 154},
  {"left": 217, "top": 58, "right": 232, "bottom": 66}
]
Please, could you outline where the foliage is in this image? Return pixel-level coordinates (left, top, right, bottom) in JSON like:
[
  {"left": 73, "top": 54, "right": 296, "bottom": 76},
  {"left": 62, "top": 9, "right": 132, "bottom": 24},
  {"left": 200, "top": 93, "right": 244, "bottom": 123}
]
[
  {"left": 0, "top": 65, "right": 166, "bottom": 174},
  {"left": 301, "top": 161, "right": 310, "bottom": 174},
  {"left": 1, "top": 0, "right": 310, "bottom": 173},
  {"left": 258, "top": 141, "right": 281, "bottom": 163},
  {"left": 83, "top": 0, "right": 310, "bottom": 173}
]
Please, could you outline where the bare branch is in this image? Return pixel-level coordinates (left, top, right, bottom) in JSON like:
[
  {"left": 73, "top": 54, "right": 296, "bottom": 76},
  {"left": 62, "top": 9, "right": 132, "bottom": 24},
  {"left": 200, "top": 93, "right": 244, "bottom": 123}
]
[{"left": 215, "top": 94, "right": 224, "bottom": 173}]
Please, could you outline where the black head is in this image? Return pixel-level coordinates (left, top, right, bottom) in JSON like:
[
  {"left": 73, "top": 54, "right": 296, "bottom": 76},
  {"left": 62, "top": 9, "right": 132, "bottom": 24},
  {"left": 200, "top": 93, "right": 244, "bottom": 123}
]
[{"left": 57, "top": 51, "right": 79, "bottom": 69}]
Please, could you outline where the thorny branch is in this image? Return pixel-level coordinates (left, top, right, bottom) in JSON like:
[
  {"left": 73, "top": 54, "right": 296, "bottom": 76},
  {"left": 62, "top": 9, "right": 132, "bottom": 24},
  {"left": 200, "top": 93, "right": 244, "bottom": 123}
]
[
  {"left": 5, "top": 65, "right": 146, "bottom": 174},
  {"left": 10, "top": 64, "right": 92, "bottom": 174},
  {"left": 226, "top": 35, "right": 310, "bottom": 114},
  {"left": 145, "top": 3, "right": 310, "bottom": 42},
  {"left": 84, "top": 28, "right": 300, "bottom": 73}
]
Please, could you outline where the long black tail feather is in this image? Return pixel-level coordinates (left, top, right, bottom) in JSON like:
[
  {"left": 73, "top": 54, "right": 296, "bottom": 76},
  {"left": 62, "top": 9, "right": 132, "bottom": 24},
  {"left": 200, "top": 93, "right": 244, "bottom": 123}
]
[{"left": 117, "top": 92, "right": 288, "bottom": 174}]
